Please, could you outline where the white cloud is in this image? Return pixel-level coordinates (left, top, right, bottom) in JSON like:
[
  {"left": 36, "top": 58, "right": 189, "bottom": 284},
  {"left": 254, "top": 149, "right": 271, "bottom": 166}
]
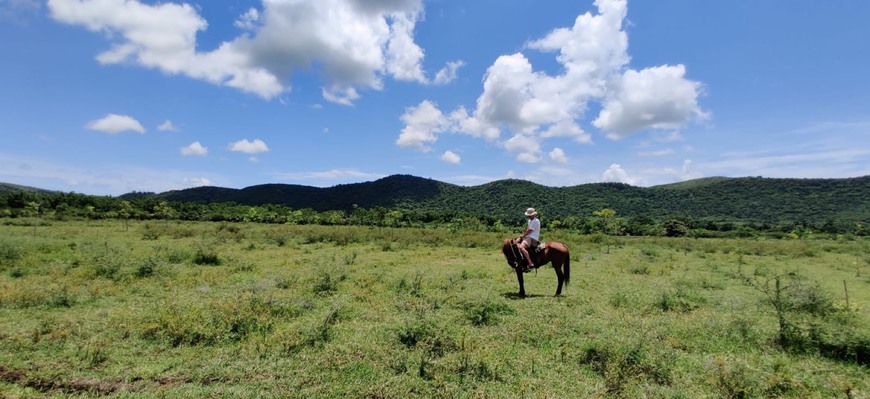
[
  {"left": 321, "top": 85, "right": 360, "bottom": 106},
  {"left": 549, "top": 148, "right": 568, "bottom": 163},
  {"left": 593, "top": 65, "right": 707, "bottom": 138},
  {"left": 229, "top": 139, "right": 269, "bottom": 154},
  {"left": 702, "top": 148, "right": 870, "bottom": 177},
  {"left": 396, "top": 0, "right": 705, "bottom": 163},
  {"left": 384, "top": 11, "right": 427, "bottom": 83},
  {"left": 433, "top": 60, "right": 465, "bottom": 85},
  {"left": 181, "top": 141, "right": 207, "bottom": 156},
  {"left": 271, "top": 169, "right": 385, "bottom": 186},
  {"left": 85, "top": 114, "right": 145, "bottom": 134},
  {"left": 396, "top": 100, "right": 450, "bottom": 151},
  {"left": 503, "top": 133, "right": 541, "bottom": 163},
  {"left": 47, "top": 0, "right": 434, "bottom": 104},
  {"left": 184, "top": 177, "right": 211, "bottom": 187},
  {"left": 440, "top": 150, "right": 461, "bottom": 164},
  {"left": 0, "top": 153, "right": 220, "bottom": 195},
  {"left": 639, "top": 148, "right": 674, "bottom": 157},
  {"left": 158, "top": 120, "right": 178, "bottom": 132},
  {"left": 602, "top": 163, "right": 642, "bottom": 185},
  {"left": 540, "top": 120, "right": 592, "bottom": 143},
  {"left": 234, "top": 7, "right": 260, "bottom": 31}
]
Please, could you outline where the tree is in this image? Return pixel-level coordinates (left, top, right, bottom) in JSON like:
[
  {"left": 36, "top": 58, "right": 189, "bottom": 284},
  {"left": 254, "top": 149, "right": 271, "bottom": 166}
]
[
  {"left": 592, "top": 208, "right": 617, "bottom": 235},
  {"left": 118, "top": 200, "right": 134, "bottom": 231},
  {"left": 663, "top": 219, "right": 689, "bottom": 237},
  {"left": 593, "top": 208, "right": 617, "bottom": 253}
]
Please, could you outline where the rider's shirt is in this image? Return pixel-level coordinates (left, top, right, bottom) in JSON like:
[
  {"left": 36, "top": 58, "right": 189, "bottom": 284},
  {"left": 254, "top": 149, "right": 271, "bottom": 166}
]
[{"left": 527, "top": 217, "right": 540, "bottom": 240}]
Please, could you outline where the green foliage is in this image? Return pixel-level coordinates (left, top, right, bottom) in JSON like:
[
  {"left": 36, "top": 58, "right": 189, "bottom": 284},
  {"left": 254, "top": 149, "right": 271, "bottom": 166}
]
[
  {"left": 0, "top": 220, "right": 867, "bottom": 398},
  {"left": 579, "top": 338, "right": 673, "bottom": 395},
  {"left": 3, "top": 174, "right": 869, "bottom": 236},
  {"left": 656, "top": 287, "right": 705, "bottom": 312},
  {"left": 192, "top": 248, "right": 221, "bottom": 266},
  {"left": 0, "top": 239, "right": 22, "bottom": 265},
  {"left": 461, "top": 296, "right": 514, "bottom": 326}
]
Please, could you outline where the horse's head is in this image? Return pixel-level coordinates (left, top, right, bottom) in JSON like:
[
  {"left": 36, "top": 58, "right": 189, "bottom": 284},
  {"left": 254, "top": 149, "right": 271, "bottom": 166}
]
[{"left": 502, "top": 239, "right": 520, "bottom": 268}]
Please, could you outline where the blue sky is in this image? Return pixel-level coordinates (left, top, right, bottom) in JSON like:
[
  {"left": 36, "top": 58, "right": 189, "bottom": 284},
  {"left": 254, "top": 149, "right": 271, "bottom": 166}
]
[{"left": 1, "top": 0, "right": 868, "bottom": 196}]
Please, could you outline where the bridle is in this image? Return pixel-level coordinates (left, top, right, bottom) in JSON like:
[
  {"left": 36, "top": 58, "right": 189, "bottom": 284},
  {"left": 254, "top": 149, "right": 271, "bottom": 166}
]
[{"left": 507, "top": 239, "right": 523, "bottom": 269}]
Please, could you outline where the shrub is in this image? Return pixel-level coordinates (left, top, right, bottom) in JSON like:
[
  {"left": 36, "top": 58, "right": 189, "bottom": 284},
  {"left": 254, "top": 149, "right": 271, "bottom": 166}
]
[
  {"left": 141, "top": 294, "right": 296, "bottom": 347},
  {"left": 579, "top": 339, "right": 672, "bottom": 395},
  {"left": 0, "top": 240, "right": 23, "bottom": 265},
  {"left": 462, "top": 297, "right": 514, "bottom": 327},
  {"left": 656, "top": 287, "right": 704, "bottom": 312},
  {"left": 193, "top": 248, "right": 220, "bottom": 266},
  {"left": 135, "top": 257, "right": 159, "bottom": 278},
  {"left": 312, "top": 268, "right": 346, "bottom": 295}
]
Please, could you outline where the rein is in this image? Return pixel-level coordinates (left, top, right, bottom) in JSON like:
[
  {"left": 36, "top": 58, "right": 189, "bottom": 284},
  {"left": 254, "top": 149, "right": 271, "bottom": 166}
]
[{"left": 508, "top": 240, "right": 523, "bottom": 268}]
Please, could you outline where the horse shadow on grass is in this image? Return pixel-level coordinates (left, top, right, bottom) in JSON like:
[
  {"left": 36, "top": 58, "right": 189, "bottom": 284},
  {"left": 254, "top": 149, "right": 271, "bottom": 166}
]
[{"left": 501, "top": 292, "right": 548, "bottom": 300}]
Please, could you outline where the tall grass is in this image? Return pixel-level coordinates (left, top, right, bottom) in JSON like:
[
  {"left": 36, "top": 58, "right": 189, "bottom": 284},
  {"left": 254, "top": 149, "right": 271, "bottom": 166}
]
[{"left": 0, "top": 220, "right": 867, "bottom": 397}]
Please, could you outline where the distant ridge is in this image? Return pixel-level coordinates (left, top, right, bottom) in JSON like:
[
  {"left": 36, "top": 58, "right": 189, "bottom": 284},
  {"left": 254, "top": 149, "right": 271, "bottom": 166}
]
[
  {"left": 0, "top": 182, "right": 56, "bottom": 195},
  {"left": 4, "top": 174, "right": 869, "bottom": 224},
  {"left": 652, "top": 176, "right": 733, "bottom": 190},
  {"left": 111, "top": 174, "right": 869, "bottom": 224}
]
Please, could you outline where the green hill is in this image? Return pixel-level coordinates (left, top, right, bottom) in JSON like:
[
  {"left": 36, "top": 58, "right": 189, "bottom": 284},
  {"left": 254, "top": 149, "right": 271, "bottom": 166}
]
[{"left": 119, "top": 174, "right": 870, "bottom": 225}]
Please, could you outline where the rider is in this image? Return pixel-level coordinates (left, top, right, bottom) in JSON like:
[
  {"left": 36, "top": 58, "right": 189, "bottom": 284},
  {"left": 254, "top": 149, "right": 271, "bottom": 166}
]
[{"left": 517, "top": 208, "right": 540, "bottom": 271}]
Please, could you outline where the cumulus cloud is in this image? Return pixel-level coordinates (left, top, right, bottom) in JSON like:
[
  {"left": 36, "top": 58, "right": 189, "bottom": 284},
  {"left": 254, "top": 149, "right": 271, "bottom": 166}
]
[
  {"left": 228, "top": 139, "right": 269, "bottom": 154},
  {"left": 396, "top": 100, "right": 450, "bottom": 151},
  {"left": 549, "top": 148, "right": 568, "bottom": 163},
  {"left": 440, "top": 150, "right": 461, "bottom": 164},
  {"left": 593, "top": 65, "right": 707, "bottom": 138},
  {"left": 396, "top": 0, "right": 705, "bottom": 163},
  {"left": 180, "top": 141, "right": 207, "bottom": 156},
  {"left": 639, "top": 148, "right": 675, "bottom": 157},
  {"left": 271, "top": 169, "right": 385, "bottom": 186},
  {"left": 234, "top": 7, "right": 260, "bottom": 31},
  {"left": 184, "top": 177, "right": 211, "bottom": 187},
  {"left": 47, "top": 0, "right": 459, "bottom": 104},
  {"left": 86, "top": 114, "right": 145, "bottom": 134},
  {"left": 433, "top": 60, "right": 465, "bottom": 85},
  {"left": 602, "top": 163, "right": 641, "bottom": 185},
  {"left": 157, "top": 120, "right": 178, "bottom": 132}
]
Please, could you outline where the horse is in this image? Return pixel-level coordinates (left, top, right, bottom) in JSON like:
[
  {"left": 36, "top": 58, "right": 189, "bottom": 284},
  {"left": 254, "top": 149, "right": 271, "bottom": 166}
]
[{"left": 501, "top": 238, "right": 570, "bottom": 297}]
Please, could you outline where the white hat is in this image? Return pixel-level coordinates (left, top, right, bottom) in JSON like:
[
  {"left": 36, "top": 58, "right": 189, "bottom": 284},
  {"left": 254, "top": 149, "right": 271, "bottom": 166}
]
[{"left": 524, "top": 208, "right": 537, "bottom": 217}]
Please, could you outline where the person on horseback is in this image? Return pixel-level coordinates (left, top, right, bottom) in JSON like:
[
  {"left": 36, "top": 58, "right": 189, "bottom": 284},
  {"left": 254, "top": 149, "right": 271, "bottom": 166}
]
[{"left": 517, "top": 207, "right": 540, "bottom": 272}]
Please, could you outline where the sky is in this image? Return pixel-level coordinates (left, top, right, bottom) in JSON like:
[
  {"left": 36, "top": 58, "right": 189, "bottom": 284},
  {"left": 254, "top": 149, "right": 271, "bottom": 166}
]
[{"left": 1, "top": 0, "right": 869, "bottom": 196}]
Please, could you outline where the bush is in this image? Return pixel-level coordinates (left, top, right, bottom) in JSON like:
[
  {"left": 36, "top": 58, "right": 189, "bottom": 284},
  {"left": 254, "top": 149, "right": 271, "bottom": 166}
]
[
  {"left": 579, "top": 339, "right": 672, "bottom": 395},
  {"left": 656, "top": 287, "right": 704, "bottom": 312},
  {"left": 0, "top": 240, "right": 22, "bottom": 265},
  {"left": 193, "top": 248, "right": 220, "bottom": 266},
  {"left": 462, "top": 297, "right": 514, "bottom": 326}
]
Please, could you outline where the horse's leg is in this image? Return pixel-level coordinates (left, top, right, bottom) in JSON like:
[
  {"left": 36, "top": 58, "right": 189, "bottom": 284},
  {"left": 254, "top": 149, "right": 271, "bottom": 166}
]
[
  {"left": 515, "top": 268, "right": 526, "bottom": 298},
  {"left": 553, "top": 260, "right": 564, "bottom": 296}
]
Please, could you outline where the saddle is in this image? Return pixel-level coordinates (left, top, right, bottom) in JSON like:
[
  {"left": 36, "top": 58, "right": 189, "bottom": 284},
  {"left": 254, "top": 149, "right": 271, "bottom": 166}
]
[{"left": 518, "top": 242, "right": 546, "bottom": 272}]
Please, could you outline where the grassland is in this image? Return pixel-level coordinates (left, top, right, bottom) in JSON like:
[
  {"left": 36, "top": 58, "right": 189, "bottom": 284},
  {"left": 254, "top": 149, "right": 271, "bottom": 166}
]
[{"left": 0, "top": 220, "right": 868, "bottom": 398}]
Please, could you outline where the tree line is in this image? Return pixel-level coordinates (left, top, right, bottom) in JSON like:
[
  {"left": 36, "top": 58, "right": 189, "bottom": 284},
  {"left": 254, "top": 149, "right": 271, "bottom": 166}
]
[{"left": 1, "top": 190, "right": 865, "bottom": 238}]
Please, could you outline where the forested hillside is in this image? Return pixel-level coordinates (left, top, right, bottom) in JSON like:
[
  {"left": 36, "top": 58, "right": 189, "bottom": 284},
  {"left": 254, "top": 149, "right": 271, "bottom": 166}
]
[
  {"left": 139, "top": 174, "right": 869, "bottom": 225},
  {"left": 2, "top": 174, "right": 868, "bottom": 235}
]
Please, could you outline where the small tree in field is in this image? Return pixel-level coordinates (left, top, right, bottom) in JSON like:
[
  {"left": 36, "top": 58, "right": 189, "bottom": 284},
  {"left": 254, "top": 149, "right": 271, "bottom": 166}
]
[
  {"left": 25, "top": 201, "right": 41, "bottom": 236},
  {"left": 593, "top": 208, "right": 617, "bottom": 253},
  {"left": 593, "top": 208, "right": 617, "bottom": 234},
  {"left": 118, "top": 200, "right": 133, "bottom": 231}
]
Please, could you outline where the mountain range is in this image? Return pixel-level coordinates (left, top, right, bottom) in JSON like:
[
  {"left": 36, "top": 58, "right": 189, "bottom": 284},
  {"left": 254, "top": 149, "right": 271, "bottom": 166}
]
[
  {"left": 3, "top": 175, "right": 868, "bottom": 225},
  {"left": 125, "top": 174, "right": 870, "bottom": 224}
]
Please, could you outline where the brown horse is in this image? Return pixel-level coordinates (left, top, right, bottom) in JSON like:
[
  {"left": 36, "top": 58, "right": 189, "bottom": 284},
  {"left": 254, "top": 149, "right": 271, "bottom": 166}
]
[{"left": 501, "top": 239, "right": 570, "bottom": 297}]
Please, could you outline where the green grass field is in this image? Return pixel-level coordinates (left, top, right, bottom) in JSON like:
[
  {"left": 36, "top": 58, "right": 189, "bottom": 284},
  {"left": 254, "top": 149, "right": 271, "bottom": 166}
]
[{"left": 1, "top": 220, "right": 868, "bottom": 398}]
